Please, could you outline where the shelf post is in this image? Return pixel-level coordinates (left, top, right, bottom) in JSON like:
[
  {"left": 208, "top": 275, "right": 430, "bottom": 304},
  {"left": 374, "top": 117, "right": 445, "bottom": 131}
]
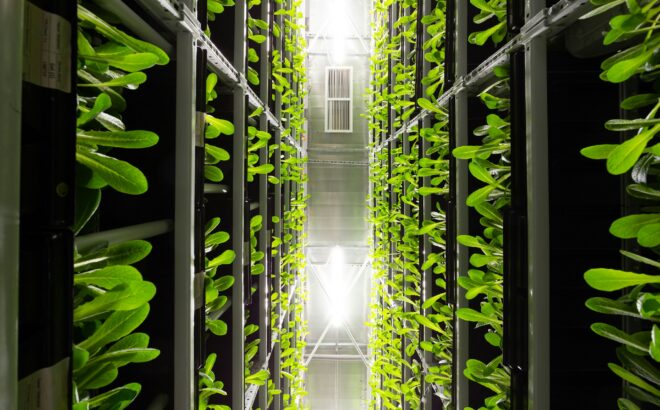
[
  {"left": 525, "top": 35, "right": 549, "bottom": 410},
  {"left": 174, "top": 29, "right": 197, "bottom": 410},
  {"left": 0, "top": 1, "right": 23, "bottom": 408},
  {"left": 453, "top": 0, "right": 469, "bottom": 408},
  {"left": 232, "top": 1, "right": 248, "bottom": 409}
]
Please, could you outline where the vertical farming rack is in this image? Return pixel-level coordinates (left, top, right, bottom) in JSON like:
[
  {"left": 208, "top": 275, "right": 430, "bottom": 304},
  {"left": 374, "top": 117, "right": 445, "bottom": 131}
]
[
  {"left": 4, "top": 0, "right": 308, "bottom": 409},
  {"left": 368, "top": 0, "right": 658, "bottom": 409}
]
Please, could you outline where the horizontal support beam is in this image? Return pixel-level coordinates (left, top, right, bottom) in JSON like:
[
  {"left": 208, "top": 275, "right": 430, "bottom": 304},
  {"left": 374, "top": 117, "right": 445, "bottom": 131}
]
[
  {"left": 75, "top": 220, "right": 173, "bottom": 251},
  {"left": 305, "top": 354, "right": 366, "bottom": 360},
  {"left": 373, "top": 0, "right": 591, "bottom": 152}
]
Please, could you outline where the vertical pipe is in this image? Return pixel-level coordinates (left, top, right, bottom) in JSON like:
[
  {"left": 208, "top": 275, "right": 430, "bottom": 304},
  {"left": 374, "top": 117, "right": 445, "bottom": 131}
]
[
  {"left": 233, "top": 1, "right": 248, "bottom": 409},
  {"left": 174, "top": 30, "right": 197, "bottom": 410},
  {"left": 0, "top": 1, "right": 23, "bottom": 408},
  {"left": 258, "top": 0, "right": 272, "bottom": 408},
  {"left": 525, "top": 36, "right": 549, "bottom": 410},
  {"left": 453, "top": 0, "right": 469, "bottom": 408},
  {"left": 453, "top": 89, "right": 470, "bottom": 410}
]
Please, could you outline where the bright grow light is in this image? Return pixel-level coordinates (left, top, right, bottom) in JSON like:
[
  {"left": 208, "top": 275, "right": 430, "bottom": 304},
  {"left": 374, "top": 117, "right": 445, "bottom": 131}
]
[
  {"left": 327, "top": 246, "right": 347, "bottom": 327},
  {"left": 327, "top": 0, "right": 348, "bottom": 64}
]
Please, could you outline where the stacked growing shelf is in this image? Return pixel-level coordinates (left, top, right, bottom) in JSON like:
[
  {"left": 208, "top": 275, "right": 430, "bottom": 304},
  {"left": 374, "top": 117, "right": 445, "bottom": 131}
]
[
  {"left": 9, "top": 0, "right": 308, "bottom": 409},
  {"left": 368, "top": 0, "right": 660, "bottom": 409}
]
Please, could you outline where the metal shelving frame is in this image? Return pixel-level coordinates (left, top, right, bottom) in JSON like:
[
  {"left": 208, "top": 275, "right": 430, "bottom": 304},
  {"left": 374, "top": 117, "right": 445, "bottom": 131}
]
[
  {"left": 368, "top": 0, "right": 599, "bottom": 409},
  {"left": 0, "top": 1, "right": 24, "bottom": 408},
  {"left": 9, "top": 0, "right": 308, "bottom": 408}
]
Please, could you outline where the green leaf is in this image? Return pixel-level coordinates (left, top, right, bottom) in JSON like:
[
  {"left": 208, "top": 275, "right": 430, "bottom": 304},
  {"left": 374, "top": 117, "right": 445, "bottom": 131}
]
[
  {"left": 77, "top": 130, "right": 158, "bottom": 149},
  {"left": 206, "top": 145, "right": 230, "bottom": 163},
  {"left": 249, "top": 34, "right": 266, "bottom": 43},
  {"left": 75, "top": 240, "right": 152, "bottom": 272},
  {"left": 606, "top": 126, "right": 659, "bottom": 175},
  {"left": 468, "top": 21, "right": 506, "bottom": 46},
  {"left": 205, "top": 217, "right": 221, "bottom": 235},
  {"left": 621, "top": 94, "right": 659, "bottom": 110},
  {"left": 621, "top": 250, "right": 660, "bottom": 269},
  {"left": 76, "top": 363, "right": 118, "bottom": 390},
  {"left": 466, "top": 185, "right": 496, "bottom": 207},
  {"left": 206, "top": 115, "right": 235, "bottom": 137},
  {"left": 74, "top": 265, "right": 143, "bottom": 289},
  {"left": 207, "top": 319, "right": 228, "bottom": 336},
  {"left": 206, "top": 231, "right": 230, "bottom": 247},
  {"left": 580, "top": 0, "right": 625, "bottom": 20},
  {"left": 637, "top": 293, "right": 660, "bottom": 319},
  {"left": 419, "top": 186, "right": 447, "bottom": 196},
  {"left": 627, "top": 184, "right": 660, "bottom": 201},
  {"left": 650, "top": 325, "right": 660, "bottom": 362},
  {"left": 417, "top": 222, "right": 442, "bottom": 236},
  {"left": 422, "top": 293, "right": 444, "bottom": 310},
  {"left": 628, "top": 385, "right": 660, "bottom": 406},
  {"left": 76, "top": 147, "right": 148, "bottom": 195},
  {"left": 585, "top": 268, "right": 660, "bottom": 291},
  {"left": 84, "top": 346, "right": 159, "bottom": 369},
  {"left": 73, "top": 187, "right": 101, "bottom": 235},
  {"left": 245, "top": 369, "right": 270, "bottom": 386},
  {"left": 79, "top": 304, "right": 150, "bottom": 354},
  {"left": 249, "top": 163, "right": 275, "bottom": 175},
  {"left": 79, "top": 53, "right": 159, "bottom": 72},
  {"left": 617, "top": 398, "right": 640, "bottom": 410},
  {"left": 456, "top": 307, "right": 502, "bottom": 325},
  {"left": 208, "top": 250, "right": 236, "bottom": 268},
  {"left": 77, "top": 93, "right": 112, "bottom": 127},
  {"left": 73, "top": 281, "right": 156, "bottom": 321},
  {"left": 591, "top": 323, "right": 648, "bottom": 354},
  {"left": 617, "top": 347, "right": 660, "bottom": 386},
  {"left": 610, "top": 214, "right": 660, "bottom": 239},
  {"left": 247, "top": 67, "right": 260, "bottom": 85},
  {"left": 204, "top": 165, "right": 224, "bottom": 182},
  {"left": 609, "top": 362, "right": 660, "bottom": 396},
  {"left": 605, "top": 118, "right": 660, "bottom": 131},
  {"left": 580, "top": 144, "right": 617, "bottom": 160},
  {"left": 77, "top": 383, "right": 141, "bottom": 409},
  {"left": 606, "top": 48, "right": 655, "bottom": 83},
  {"left": 77, "top": 72, "right": 147, "bottom": 88},
  {"left": 78, "top": 5, "right": 169, "bottom": 65},
  {"left": 638, "top": 223, "right": 660, "bottom": 248},
  {"left": 417, "top": 98, "right": 443, "bottom": 114},
  {"left": 475, "top": 202, "right": 502, "bottom": 224},
  {"left": 585, "top": 297, "right": 641, "bottom": 319},
  {"left": 215, "top": 276, "right": 234, "bottom": 293},
  {"left": 73, "top": 345, "right": 89, "bottom": 371}
]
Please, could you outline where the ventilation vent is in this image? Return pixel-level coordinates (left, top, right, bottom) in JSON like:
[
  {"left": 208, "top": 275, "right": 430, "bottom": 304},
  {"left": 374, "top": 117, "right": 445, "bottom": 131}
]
[{"left": 325, "top": 67, "right": 353, "bottom": 133}]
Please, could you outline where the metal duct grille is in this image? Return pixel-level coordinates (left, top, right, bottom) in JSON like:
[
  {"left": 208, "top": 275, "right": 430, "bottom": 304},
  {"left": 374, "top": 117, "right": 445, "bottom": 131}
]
[{"left": 325, "top": 67, "right": 353, "bottom": 133}]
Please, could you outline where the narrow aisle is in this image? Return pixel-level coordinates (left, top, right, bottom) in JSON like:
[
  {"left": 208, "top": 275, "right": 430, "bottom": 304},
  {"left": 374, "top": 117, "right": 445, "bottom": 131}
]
[{"left": 303, "top": 0, "right": 373, "bottom": 408}]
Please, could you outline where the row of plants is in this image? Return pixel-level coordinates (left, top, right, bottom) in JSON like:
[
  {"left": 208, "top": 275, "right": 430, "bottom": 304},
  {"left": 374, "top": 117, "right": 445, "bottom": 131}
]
[
  {"left": 581, "top": 1, "right": 660, "bottom": 408},
  {"left": 272, "top": 1, "right": 310, "bottom": 407},
  {"left": 367, "top": 0, "right": 411, "bottom": 407},
  {"left": 200, "top": 0, "right": 310, "bottom": 407},
  {"left": 73, "top": 2, "right": 168, "bottom": 408},
  {"left": 367, "top": 0, "right": 452, "bottom": 408},
  {"left": 448, "top": 3, "right": 512, "bottom": 408},
  {"left": 453, "top": 71, "right": 511, "bottom": 410}
]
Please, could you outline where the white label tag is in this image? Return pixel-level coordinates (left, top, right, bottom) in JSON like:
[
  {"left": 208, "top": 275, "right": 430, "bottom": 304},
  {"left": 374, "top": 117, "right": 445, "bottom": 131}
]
[
  {"left": 18, "top": 357, "right": 69, "bottom": 410},
  {"left": 23, "top": 2, "right": 72, "bottom": 93}
]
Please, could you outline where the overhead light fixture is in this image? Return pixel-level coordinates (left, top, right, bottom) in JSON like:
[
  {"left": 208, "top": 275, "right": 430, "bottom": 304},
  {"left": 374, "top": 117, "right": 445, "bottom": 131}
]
[
  {"left": 327, "top": 0, "right": 348, "bottom": 64},
  {"left": 328, "top": 246, "right": 346, "bottom": 327}
]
